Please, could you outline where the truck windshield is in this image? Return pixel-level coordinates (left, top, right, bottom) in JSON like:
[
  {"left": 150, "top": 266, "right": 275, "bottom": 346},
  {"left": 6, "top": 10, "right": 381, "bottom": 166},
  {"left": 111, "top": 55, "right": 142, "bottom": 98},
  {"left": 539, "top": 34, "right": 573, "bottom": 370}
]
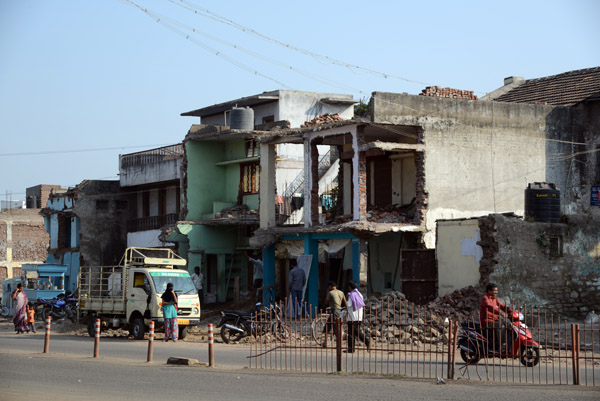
[{"left": 149, "top": 271, "right": 196, "bottom": 295}]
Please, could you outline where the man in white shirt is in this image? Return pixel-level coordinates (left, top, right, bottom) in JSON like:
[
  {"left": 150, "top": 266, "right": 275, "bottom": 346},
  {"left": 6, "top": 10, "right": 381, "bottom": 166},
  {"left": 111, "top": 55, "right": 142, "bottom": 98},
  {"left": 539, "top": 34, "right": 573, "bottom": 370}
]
[
  {"left": 191, "top": 266, "right": 204, "bottom": 306},
  {"left": 346, "top": 280, "right": 370, "bottom": 353}
]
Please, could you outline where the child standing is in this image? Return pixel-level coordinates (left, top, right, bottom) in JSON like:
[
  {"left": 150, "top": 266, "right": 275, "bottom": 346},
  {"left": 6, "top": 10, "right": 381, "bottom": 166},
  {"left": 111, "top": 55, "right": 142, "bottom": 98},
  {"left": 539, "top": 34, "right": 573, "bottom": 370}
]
[{"left": 27, "top": 304, "right": 37, "bottom": 333}]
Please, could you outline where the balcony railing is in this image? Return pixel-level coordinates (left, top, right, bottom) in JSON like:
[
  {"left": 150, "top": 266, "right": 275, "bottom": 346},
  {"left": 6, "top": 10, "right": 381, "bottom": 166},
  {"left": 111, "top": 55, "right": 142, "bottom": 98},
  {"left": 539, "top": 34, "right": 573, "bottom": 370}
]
[
  {"left": 127, "top": 213, "right": 179, "bottom": 233},
  {"left": 121, "top": 144, "right": 184, "bottom": 169}
]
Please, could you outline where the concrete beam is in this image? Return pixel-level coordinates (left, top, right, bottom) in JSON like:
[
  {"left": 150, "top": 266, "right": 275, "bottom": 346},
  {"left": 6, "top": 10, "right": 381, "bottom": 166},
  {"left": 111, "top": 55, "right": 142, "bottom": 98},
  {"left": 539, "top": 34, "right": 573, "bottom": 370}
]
[{"left": 358, "top": 141, "right": 424, "bottom": 152}]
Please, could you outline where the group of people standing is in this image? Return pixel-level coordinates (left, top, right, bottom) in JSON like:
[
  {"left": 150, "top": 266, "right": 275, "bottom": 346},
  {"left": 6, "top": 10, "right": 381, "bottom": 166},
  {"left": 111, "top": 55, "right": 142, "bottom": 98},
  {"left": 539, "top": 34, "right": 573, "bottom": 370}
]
[{"left": 323, "top": 280, "right": 370, "bottom": 352}]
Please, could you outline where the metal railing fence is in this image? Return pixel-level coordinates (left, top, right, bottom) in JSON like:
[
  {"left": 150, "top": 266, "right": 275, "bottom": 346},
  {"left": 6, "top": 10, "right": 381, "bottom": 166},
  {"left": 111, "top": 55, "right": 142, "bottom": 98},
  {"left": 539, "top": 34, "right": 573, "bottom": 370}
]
[{"left": 245, "top": 296, "right": 599, "bottom": 386}]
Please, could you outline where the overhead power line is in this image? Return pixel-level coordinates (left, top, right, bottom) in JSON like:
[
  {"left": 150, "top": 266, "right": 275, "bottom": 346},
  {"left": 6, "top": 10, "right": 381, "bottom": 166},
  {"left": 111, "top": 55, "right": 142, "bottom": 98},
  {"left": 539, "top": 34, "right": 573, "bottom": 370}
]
[
  {"left": 0, "top": 143, "right": 174, "bottom": 157},
  {"left": 168, "top": 0, "right": 434, "bottom": 87},
  {"left": 121, "top": 0, "right": 368, "bottom": 95}
]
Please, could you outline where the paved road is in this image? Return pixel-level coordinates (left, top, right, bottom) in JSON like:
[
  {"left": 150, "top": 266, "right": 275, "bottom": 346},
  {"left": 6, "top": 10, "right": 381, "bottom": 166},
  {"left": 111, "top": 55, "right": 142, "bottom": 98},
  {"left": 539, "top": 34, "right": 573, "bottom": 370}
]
[
  {"left": 2, "top": 349, "right": 599, "bottom": 401},
  {"left": 0, "top": 331, "right": 246, "bottom": 367},
  {"left": 1, "top": 331, "right": 599, "bottom": 401}
]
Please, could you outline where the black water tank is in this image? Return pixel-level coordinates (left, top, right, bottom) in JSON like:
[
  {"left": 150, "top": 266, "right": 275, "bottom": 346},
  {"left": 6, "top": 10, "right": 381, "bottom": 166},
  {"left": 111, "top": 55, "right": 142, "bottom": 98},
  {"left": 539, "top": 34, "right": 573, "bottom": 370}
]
[{"left": 524, "top": 182, "right": 561, "bottom": 223}]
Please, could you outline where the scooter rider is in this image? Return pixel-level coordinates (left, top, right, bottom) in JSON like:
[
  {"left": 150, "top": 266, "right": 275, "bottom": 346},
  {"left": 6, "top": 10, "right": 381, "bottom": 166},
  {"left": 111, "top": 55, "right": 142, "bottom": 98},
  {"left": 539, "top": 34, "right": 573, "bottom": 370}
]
[{"left": 480, "top": 283, "right": 513, "bottom": 352}]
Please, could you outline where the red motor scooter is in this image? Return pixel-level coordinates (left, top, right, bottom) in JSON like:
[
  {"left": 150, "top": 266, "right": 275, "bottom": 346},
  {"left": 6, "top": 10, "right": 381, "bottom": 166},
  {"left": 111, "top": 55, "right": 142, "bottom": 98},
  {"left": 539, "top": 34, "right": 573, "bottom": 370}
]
[{"left": 458, "top": 310, "right": 540, "bottom": 367}]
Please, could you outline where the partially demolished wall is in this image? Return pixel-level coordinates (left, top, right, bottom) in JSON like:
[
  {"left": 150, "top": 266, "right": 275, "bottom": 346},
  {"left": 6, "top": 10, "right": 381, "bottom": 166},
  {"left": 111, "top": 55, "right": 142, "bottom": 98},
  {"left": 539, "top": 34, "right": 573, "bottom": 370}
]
[{"left": 479, "top": 213, "right": 600, "bottom": 319}]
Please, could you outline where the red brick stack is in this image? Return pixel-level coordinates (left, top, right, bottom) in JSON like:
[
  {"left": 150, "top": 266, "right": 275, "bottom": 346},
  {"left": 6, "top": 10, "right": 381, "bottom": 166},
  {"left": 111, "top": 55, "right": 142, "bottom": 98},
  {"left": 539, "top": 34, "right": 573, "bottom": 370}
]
[
  {"left": 301, "top": 113, "right": 344, "bottom": 128},
  {"left": 420, "top": 86, "right": 478, "bottom": 100}
]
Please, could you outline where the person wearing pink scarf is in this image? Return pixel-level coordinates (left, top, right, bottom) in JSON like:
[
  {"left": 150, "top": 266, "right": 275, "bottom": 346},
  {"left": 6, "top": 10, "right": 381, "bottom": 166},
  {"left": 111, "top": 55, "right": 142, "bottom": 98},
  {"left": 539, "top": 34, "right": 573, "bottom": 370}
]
[{"left": 345, "top": 281, "right": 370, "bottom": 353}]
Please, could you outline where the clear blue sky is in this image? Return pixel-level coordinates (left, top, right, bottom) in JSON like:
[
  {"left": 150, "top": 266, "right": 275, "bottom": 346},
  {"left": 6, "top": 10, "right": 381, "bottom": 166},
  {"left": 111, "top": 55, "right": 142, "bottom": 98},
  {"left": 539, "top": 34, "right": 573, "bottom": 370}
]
[{"left": 1, "top": 0, "right": 598, "bottom": 201}]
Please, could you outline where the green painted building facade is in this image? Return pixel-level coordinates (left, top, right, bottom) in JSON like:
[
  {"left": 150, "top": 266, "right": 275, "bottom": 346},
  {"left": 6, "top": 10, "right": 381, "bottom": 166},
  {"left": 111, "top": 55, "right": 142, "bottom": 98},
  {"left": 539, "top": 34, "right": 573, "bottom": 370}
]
[{"left": 167, "top": 127, "right": 260, "bottom": 303}]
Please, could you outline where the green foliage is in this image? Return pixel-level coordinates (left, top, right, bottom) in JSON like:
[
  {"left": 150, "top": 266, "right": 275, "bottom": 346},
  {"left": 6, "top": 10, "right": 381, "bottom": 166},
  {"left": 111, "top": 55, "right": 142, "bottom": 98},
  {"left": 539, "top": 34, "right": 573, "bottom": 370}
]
[{"left": 354, "top": 97, "right": 370, "bottom": 117}]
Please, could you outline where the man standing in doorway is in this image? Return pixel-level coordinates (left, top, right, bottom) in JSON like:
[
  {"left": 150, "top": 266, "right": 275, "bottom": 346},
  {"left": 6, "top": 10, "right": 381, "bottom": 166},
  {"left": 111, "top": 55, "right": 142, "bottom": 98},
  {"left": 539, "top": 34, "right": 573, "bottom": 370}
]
[
  {"left": 191, "top": 266, "right": 204, "bottom": 307},
  {"left": 288, "top": 261, "right": 306, "bottom": 318},
  {"left": 248, "top": 252, "right": 263, "bottom": 302}
]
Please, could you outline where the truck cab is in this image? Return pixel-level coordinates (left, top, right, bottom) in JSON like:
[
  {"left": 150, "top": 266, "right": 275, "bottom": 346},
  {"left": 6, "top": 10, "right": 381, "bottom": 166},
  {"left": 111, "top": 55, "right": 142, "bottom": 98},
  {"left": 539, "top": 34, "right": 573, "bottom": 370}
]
[{"left": 79, "top": 247, "right": 201, "bottom": 340}]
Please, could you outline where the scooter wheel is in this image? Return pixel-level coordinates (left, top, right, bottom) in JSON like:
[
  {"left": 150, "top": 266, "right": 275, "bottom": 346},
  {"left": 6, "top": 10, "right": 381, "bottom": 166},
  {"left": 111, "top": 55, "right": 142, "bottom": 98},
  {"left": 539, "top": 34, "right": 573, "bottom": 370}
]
[
  {"left": 220, "top": 324, "right": 244, "bottom": 344},
  {"left": 520, "top": 346, "right": 540, "bottom": 367}
]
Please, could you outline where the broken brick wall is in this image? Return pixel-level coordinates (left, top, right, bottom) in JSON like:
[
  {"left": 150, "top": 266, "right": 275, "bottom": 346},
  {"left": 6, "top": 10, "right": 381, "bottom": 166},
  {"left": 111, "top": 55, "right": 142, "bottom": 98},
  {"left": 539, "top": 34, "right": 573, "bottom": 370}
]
[
  {"left": 478, "top": 213, "right": 600, "bottom": 319},
  {"left": 11, "top": 222, "right": 49, "bottom": 261},
  {"left": 74, "top": 181, "right": 127, "bottom": 267}
]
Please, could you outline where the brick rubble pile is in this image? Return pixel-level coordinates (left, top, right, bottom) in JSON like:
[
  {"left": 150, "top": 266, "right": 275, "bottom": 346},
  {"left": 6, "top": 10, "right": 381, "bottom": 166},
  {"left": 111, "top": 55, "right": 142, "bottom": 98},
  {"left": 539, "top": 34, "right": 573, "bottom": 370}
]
[
  {"left": 420, "top": 86, "right": 478, "bottom": 100},
  {"left": 423, "top": 286, "right": 481, "bottom": 322},
  {"left": 301, "top": 113, "right": 343, "bottom": 128}
]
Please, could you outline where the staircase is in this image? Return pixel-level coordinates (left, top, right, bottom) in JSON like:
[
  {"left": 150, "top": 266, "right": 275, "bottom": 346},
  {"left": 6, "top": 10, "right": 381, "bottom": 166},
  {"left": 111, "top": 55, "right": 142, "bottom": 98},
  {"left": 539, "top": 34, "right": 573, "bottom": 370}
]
[{"left": 282, "top": 149, "right": 337, "bottom": 198}]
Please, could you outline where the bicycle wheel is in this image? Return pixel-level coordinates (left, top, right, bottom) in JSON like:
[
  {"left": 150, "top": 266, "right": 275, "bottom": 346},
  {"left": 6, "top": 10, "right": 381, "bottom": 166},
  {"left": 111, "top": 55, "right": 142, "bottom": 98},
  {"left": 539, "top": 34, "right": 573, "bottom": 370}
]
[{"left": 311, "top": 316, "right": 328, "bottom": 346}]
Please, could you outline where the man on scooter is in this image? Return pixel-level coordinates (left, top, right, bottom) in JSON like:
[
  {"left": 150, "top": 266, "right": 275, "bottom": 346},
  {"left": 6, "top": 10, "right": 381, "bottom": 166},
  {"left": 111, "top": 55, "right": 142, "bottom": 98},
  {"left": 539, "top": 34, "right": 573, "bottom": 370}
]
[{"left": 480, "top": 283, "right": 512, "bottom": 353}]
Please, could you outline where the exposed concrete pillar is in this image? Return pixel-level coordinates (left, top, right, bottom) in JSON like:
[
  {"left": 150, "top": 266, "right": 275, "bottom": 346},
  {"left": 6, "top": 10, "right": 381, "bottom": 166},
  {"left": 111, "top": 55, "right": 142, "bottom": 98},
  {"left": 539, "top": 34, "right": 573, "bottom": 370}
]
[
  {"left": 353, "top": 126, "right": 367, "bottom": 221},
  {"left": 310, "top": 140, "right": 320, "bottom": 226},
  {"left": 303, "top": 140, "right": 311, "bottom": 228},
  {"left": 259, "top": 143, "right": 276, "bottom": 229}
]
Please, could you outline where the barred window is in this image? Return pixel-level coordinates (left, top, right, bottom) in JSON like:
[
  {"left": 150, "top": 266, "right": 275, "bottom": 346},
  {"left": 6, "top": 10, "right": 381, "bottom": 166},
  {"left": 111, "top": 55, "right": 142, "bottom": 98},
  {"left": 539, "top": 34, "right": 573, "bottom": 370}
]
[
  {"left": 241, "top": 162, "right": 260, "bottom": 194},
  {"left": 245, "top": 139, "right": 259, "bottom": 158}
]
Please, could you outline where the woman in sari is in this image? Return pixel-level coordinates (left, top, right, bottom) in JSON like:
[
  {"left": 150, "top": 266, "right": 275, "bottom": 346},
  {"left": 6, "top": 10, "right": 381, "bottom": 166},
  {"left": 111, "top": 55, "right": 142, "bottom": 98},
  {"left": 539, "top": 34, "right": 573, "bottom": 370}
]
[
  {"left": 161, "top": 283, "right": 178, "bottom": 342},
  {"left": 12, "top": 283, "right": 29, "bottom": 334}
]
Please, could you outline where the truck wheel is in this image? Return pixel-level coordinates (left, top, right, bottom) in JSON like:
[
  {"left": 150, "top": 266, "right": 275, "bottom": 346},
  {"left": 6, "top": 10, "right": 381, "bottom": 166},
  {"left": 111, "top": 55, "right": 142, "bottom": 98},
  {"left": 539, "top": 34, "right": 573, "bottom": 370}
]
[
  {"left": 179, "top": 326, "right": 189, "bottom": 340},
  {"left": 131, "top": 317, "right": 146, "bottom": 340},
  {"left": 87, "top": 319, "right": 97, "bottom": 338}
]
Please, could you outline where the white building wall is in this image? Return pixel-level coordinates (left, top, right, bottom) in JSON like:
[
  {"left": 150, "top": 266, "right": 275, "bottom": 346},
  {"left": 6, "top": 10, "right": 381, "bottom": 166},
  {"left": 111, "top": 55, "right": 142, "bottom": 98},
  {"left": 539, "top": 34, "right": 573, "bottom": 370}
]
[
  {"left": 127, "top": 230, "right": 170, "bottom": 248},
  {"left": 436, "top": 219, "right": 482, "bottom": 296},
  {"left": 119, "top": 158, "right": 181, "bottom": 187},
  {"left": 278, "top": 90, "right": 354, "bottom": 128},
  {"left": 373, "top": 93, "right": 551, "bottom": 248}
]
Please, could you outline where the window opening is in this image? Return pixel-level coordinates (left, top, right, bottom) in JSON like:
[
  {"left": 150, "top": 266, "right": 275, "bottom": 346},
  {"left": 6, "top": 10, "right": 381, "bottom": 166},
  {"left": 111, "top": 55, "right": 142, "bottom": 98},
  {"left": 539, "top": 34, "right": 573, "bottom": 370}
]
[
  {"left": 96, "top": 200, "right": 109, "bottom": 211},
  {"left": 241, "top": 162, "right": 260, "bottom": 194},
  {"left": 549, "top": 236, "right": 563, "bottom": 258},
  {"left": 245, "top": 139, "right": 259, "bottom": 158}
]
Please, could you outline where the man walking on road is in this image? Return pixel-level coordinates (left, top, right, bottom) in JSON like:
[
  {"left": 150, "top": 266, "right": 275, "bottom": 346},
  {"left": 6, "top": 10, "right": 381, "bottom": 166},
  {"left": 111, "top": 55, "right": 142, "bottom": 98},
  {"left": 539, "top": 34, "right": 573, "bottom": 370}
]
[{"left": 288, "top": 261, "right": 305, "bottom": 318}]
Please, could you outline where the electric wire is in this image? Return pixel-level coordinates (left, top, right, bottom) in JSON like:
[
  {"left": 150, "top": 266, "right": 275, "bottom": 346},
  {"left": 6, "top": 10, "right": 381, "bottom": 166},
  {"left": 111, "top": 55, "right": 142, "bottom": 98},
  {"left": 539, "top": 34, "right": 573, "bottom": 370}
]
[
  {"left": 121, "top": 0, "right": 367, "bottom": 95},
  {"left": 0, "top": 143, "right": 175, "bottom": 157},
  {"left": 167, "top": 0, "right": 449, "bottom": 89}
]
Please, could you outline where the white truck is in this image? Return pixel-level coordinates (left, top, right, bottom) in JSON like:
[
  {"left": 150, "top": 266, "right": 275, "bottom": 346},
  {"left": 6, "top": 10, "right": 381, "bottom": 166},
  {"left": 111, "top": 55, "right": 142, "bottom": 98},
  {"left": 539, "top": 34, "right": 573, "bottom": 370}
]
[{"left": 78, "top": 247, "right": 201, "bottom": 340}]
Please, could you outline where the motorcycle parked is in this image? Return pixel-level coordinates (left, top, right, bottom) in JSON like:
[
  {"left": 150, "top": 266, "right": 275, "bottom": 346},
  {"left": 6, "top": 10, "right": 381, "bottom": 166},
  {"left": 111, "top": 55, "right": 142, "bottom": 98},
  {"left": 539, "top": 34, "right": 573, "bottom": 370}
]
[
  {"left": 38, "top": 295, "right": 75, "bottom": 323},
  {"left": 218, "top": 303, "right": 291, "bottom": 344},
  {"left": 458, "top": 310, "right": 540, "bottom": 367}
]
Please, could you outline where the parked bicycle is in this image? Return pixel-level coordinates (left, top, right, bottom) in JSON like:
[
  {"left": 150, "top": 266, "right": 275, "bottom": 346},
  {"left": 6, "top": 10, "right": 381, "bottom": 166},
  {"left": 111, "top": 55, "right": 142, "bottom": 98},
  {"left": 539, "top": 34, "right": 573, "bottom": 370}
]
[{"left": 311, "top": 308, "right": 346, "bottom": 346}]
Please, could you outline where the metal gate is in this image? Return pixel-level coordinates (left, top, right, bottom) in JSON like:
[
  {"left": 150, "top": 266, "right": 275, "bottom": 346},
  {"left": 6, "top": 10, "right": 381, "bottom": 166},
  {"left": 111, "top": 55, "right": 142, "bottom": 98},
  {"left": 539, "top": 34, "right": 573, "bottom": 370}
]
[{"left": 401, "top": 249, "right": 437, "bottom": 305}]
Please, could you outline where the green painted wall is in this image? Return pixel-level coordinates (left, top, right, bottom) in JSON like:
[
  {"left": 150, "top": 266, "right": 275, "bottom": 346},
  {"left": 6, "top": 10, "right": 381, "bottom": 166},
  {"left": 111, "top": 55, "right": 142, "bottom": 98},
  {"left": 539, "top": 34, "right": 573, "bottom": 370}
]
[
  {"left": 186, "top": 141, "right": 226, "bottom": 219},
  {"left": 183, "top": 138, "right": 260, "bottom": 302}
]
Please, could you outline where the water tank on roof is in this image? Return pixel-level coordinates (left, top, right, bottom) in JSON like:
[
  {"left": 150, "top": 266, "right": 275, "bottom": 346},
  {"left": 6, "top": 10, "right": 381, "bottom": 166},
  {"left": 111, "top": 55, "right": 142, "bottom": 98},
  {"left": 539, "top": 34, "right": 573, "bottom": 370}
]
[
  {"left": 230, "top": 107, "right": 254, "bottom": 130},
  {"left": 524, "top": 182, "right": 561, "bottom": 223}
]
